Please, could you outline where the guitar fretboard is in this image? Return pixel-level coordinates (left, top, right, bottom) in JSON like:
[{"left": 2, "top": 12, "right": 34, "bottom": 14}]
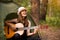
[{"left": 17, "top": 26, "right": 38, "bottom": 30}]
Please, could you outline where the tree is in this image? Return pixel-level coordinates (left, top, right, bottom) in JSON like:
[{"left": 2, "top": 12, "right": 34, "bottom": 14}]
[
  {"left": 40, "top": 0, "right": 48, "bottom": 20},
  {"left": 31, "top": 0, "right": 40, "bottom": 25}
]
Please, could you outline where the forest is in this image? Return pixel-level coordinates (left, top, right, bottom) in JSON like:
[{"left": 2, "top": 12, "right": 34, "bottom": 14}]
[{"left": 0, "top": 0, "right": 60, "bottom": 40}]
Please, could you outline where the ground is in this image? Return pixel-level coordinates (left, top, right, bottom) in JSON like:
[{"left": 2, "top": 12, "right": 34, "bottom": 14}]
[{"left": 39, "top": 25, "right": 60, "bottom": 40}]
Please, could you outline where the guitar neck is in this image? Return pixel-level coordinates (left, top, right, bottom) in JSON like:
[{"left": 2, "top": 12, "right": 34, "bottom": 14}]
[{"left": 17, "top": 26, "right": 38, "bottom": 30}]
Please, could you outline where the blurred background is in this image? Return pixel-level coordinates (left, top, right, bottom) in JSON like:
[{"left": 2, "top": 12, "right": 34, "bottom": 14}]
[{"left": 0, "top": 0, "right": 60, "bottom": 40}]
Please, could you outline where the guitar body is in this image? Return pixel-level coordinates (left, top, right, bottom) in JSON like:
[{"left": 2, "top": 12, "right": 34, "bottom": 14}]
[
  {"left": 4, "top": 25, "right": 15, "bottom": 39},
  {"left": 4, "top": 23, "right": 24, "bottom": 39},
  {"left": 15, "top": 23, "right": 24, "bottom": 35}
]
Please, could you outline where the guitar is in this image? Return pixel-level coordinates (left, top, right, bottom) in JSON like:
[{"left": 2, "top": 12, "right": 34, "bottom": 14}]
[{"left": 4, "top": 23, "right": 39, "bottom": 39}]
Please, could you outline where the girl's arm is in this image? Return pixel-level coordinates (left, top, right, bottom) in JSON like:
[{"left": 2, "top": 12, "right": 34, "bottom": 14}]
[{"left": 27, "top": 20, "right": 38, "bottom": 36}]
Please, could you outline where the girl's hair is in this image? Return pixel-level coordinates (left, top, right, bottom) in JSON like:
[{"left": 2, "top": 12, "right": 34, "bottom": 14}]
[{"left": 17, "top": 12, "right": 29, "bottom": 27}]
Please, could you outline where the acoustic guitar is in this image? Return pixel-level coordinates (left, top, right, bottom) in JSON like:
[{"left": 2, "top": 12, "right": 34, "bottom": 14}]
[{"left": 4, "top": 23, "right": 39, "bottom": 39}]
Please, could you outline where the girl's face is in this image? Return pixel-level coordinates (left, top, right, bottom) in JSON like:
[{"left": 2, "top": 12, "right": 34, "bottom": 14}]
[{"left": 20, "top": 10, "right": 27, "bottom": 17}]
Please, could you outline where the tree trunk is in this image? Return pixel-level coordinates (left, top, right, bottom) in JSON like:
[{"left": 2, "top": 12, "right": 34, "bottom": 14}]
[
  {"left": 40, "top": 0, "right": 48, "bottom": 20},
  {"left": 31, "top": 0, "right": 40, "bottom": 25}
]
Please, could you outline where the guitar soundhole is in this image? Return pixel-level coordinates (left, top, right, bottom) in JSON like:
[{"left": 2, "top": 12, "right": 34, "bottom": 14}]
[{"left": 14, "top": 28, "right": 18, "bottom": 32}]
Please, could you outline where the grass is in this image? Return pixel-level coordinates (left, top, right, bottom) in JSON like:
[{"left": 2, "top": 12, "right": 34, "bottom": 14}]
[{"left": 40, "top": 16, "right": 60, "bottom": 27}]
